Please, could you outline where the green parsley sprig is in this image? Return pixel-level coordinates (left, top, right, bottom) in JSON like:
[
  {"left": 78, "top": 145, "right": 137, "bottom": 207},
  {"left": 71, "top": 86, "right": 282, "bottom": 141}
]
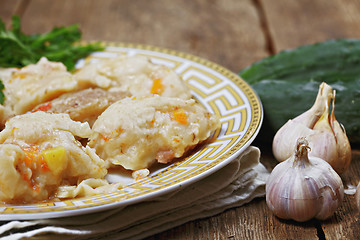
[
  {"left": 0, "top": 80, "right": 4, "bottom": 105},
  {"left": 0, "top": 15, "right": 104, "bottom": 71},
  {"left": 0, "top": 16, "right": 104, "bottom": 104}
]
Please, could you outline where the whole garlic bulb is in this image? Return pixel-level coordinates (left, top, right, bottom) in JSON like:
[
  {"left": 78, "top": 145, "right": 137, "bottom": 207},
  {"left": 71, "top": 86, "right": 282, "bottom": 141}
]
[
  {"left": 266, "top": 138, "right": 344, "bottom": 222},
  {"left": 272, "top": 82, "right": 351, "bottom": 174}
]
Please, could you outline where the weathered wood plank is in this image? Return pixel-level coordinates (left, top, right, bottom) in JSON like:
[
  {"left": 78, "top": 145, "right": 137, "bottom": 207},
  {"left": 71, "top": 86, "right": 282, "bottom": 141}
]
[
  {"left": 260, "top": 0, "right": 360, "bottom": 52},
  {"left": 233, "top": 198, "right": 319, "bottom": 240},
  {"left": 148, "top": 199, "right": 320, "bottom": 240},
  {"left": 17, "top": 0, "right": 268, "bottom": 72},
  {"left": 0, "top": 0, "right": 25, "bottom": 25}
]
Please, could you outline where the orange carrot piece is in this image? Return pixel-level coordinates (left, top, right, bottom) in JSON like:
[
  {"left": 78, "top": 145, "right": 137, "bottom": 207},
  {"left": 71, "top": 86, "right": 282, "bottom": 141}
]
[
  {"left": 151, "top": 78, "right": 164, "bottom": 95},
  {"left": 173, "top": 109, "right": 187, "bottom": 124}
]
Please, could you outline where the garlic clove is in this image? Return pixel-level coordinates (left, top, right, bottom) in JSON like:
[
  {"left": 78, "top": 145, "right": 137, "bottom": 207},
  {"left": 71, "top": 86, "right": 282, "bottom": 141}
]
[
  {"left": 272, "top": 82, "right": 352, "bottom": 174},
  {"left": 316, "top": 176, "right": 344, "bottom": 220},
  {"left": 267, "top": 166, "right": 320, "bottom": 222},
  {"left": 307, "top": 132, "right": 338, "bottom": 173},
  {"left": 331, "top": 121, "right": 351, "bottom": 173},
  {"left": 307, "top": 89, "right": 339, "bottom": 172},
  {"left": 329, "top": 92, "right": 352, "bottom": 174},
  {"left": 267, "top": 138, "right": 344, "bottom": 222},
  {"left": 272, "top": 120, "right": 313, "bottom": 163},
  {"left": 292, "top": 82, "right": 333, "bottom": 128},
  {"left": 272, "top": 82, "right": 333, "bottom": 162}
]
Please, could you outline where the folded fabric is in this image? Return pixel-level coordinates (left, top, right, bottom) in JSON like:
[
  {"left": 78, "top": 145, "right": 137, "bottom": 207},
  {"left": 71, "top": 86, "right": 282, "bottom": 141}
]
[{"left": 0, "top": 146, "right": 269, "bottom": 240}]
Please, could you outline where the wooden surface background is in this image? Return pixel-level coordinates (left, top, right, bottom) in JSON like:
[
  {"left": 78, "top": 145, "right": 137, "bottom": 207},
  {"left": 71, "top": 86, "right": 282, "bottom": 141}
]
[{"left": 1, "top": 0, "right": 360, "bottom": 239}]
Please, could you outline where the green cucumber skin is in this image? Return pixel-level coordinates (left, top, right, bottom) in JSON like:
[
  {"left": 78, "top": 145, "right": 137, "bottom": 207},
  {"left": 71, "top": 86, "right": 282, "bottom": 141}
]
[{"left": 239, "top": 39, "right": 360, "bottom": 144}]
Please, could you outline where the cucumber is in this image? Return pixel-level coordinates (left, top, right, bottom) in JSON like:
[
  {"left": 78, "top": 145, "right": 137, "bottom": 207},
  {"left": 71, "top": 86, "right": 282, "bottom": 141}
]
[{"left": 239, "top": 39, "right": 360, "bottom": 145}]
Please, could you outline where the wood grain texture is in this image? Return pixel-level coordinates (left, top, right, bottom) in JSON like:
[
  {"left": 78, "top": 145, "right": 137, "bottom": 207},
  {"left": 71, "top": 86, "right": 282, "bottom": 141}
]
[
  {"left": 233, "top": 198, "right": 319, "bottom": 240},
  {"left": 260, "top": 0, "right": 360, "bottom": 52},
  {"left": 0, "top": 0, "right": 25, "bottom": 26},
  {"left": 16, "top": 0, "right": 268, "bottom": 72}
]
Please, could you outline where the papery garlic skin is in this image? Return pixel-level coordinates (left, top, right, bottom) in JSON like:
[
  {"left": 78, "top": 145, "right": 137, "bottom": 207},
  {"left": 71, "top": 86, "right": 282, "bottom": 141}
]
[
  {"left": 272, "top": 82, "right": 352, "bottom": 174},
  {"left": 329, "top": 94, "right": 352, "bottom": 174},
  {"left": 266, "top": 138, "right": 344, "bottom": 222}
]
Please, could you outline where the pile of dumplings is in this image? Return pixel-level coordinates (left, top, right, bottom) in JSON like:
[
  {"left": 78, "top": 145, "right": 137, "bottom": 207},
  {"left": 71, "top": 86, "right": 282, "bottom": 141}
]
[{"left": 0, "top": 55, "right": 219, "bottom": 204}]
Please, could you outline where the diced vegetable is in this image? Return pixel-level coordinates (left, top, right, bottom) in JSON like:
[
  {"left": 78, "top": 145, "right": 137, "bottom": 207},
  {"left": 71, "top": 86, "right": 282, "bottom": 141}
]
[
  {"left": 172, "top": 109, "right": 187, "bottom": 124},
  {"left": 31, "top": 102, "right": 52, "bottom": 112},
  {"left": 22, "top": 145, "right": 46, "bottom": 168},
  {"left": 41, "top": 146, "right": 67, "bottom": 175},
  {"left": 151, "top": 78, "right": 164, "bottom": 95}
]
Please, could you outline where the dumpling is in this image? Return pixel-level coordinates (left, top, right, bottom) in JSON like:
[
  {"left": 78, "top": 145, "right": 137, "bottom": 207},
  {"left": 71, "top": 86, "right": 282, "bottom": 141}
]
[
  {"left": 1, "top": 57, "right": 78, "bottom": 120},
  {"left": 88, "top": 96, "right": 220, "bottom": 171},
  {"left": 0, "top": 112, "right": 107, "bottom": 203},
  {"left": 74, "top": 55, "right": 192, "bottom": 99},
  {"left": 31, "top": 88, "right": 131, "bottom": 126},
  {"left": 0, "top": 57, "right": 132, "bottom": 128}
]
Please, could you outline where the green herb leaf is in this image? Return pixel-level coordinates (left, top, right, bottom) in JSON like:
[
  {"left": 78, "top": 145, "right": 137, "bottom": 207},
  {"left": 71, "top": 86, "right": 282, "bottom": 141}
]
[
  {"left": 0, "top": 15, "right": 103, "bottom": 70},
  {"left": 0, "top": 80, "right": 5, "bottom": 105}
]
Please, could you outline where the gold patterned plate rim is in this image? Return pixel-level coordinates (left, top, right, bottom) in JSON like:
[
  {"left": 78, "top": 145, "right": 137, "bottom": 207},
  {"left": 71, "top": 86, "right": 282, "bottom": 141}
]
[{"left": 0, "top": 42, "right": 263, "bottom": 220}]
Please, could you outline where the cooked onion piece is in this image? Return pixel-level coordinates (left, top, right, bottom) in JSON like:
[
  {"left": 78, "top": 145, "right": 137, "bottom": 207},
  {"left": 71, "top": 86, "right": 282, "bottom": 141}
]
[
  {"left": 31, "top": 88, "right": 131, "bottom": 126},
  {"left": 74, "top": 55, "right": 192, "bottom": 99},
  {"left": 89, "top": 96, "right": 220, "bottom": 171},
  {"left": 0, "top": 112, "right": 107, "bottom": 203}
]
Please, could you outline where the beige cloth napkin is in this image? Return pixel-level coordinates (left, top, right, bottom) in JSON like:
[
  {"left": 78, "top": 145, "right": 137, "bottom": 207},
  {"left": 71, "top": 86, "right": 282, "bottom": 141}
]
[{"left": 0, "top": 146, "right": 269, "bottom": 240}]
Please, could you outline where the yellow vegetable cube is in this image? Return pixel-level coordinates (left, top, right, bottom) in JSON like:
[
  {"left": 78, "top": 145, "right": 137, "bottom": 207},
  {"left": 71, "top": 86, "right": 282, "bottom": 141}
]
[{"left": 41, "top": 146, "right": 67, "bottom": 175}]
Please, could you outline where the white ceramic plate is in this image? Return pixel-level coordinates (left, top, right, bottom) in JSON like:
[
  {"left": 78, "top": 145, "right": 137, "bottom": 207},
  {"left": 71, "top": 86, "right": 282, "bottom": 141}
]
[{"left": 0, "top": 43, "right": 263, "bottom": 220}]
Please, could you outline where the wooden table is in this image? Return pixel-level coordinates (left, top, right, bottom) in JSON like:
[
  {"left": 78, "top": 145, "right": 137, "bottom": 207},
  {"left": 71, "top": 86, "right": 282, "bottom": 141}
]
[{"left": 1, "top": 0, "right": 359, "bottom": 239}]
